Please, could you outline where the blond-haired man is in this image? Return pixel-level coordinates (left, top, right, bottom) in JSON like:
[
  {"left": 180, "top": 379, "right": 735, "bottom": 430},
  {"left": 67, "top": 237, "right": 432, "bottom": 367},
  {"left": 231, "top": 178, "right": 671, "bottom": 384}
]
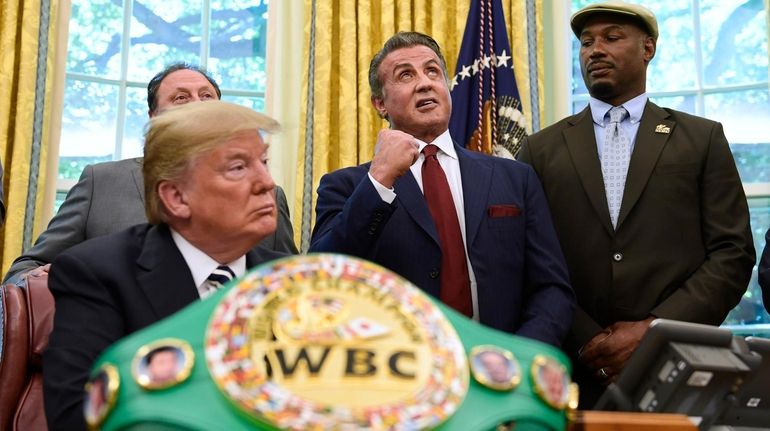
[{"left": 43, "top": 101, "right": 285, "bottom": 430}]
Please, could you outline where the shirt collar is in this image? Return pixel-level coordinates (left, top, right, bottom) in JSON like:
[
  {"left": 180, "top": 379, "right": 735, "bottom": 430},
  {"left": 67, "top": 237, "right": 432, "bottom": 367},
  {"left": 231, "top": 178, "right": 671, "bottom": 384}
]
[
  {"left": 416, "top": 129, "right": 457, "bottom": 159},
  {"left": 170, "top": 228, "right": 246, "bottom": 288},
  {"left": 589, "top": 93, "right": 648, "bottom": 127}
]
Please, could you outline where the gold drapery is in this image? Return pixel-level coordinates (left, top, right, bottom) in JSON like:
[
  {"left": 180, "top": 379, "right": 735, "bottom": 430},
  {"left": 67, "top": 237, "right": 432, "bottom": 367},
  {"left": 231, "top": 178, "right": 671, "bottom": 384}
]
[
  {"left": 0, "top": 0, "right": 61, "bottom": 274},
  {"left": 295, "top": 0, "right": 544, "bottom": 250}
]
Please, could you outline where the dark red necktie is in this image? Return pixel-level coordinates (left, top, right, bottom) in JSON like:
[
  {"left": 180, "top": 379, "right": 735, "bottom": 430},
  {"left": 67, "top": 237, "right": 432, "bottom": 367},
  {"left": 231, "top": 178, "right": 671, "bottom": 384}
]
[{"left": 421, "top": 144, "right": 472, "bottom": 316}]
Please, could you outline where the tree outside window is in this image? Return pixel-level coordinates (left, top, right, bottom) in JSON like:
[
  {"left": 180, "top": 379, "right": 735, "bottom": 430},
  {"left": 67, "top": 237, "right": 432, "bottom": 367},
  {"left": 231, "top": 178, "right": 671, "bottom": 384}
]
[{"left": 58, "top": 0, "right": 269, "bottom": 208}]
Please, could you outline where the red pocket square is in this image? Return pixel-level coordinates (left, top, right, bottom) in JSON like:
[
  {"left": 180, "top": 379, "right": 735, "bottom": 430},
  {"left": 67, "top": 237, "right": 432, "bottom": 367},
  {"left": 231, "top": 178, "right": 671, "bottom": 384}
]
[{"left": 488, "top": 205, "right": 521, "bottom": 218}]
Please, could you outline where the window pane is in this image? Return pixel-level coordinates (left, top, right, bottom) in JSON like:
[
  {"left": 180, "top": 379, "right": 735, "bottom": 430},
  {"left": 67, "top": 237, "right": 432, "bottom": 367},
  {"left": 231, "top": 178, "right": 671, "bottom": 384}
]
[
  {"left": 700, "top": 0, "right": 769, "bottom": 87},
  {"left": 572, "top": 100, "right": 587, "bottom": 114},
  {"left": 704, "top": 89, "right": 770, "bottom": 184},
  {"left": 128, "top": 0, "right": 204, "bottom": 82},
  {"left": 123, "top": 86, "right": 151, "bottom": 159},
  {"left": 221, "top": 95, "right": 265, "bottom": 111},
  {"left": 646, "top": 0, "right": 697, "bottom": 92},
  {"left": 59, "top": 79, "right": 119, "bottom": 180},
  {"left": 648, "top": 94, "right": 696, "bottom": 113},
  {"left": 67, "top": 0, "right": 123, "bottom": 79},
  {"left": 570, "top": 38, "right": 587, "bottom": 98},
  {"left": 208, "top": 0, "right": 269, "bottom": 92},
  {"left": 704, "top": 89, "right": 770, "bottom": 144},
  {"left": 57, "top": 156, "right": 113, "bottom": 182},
  {"left": 724, "top": 197, "right": 770, "bottom": 326}
]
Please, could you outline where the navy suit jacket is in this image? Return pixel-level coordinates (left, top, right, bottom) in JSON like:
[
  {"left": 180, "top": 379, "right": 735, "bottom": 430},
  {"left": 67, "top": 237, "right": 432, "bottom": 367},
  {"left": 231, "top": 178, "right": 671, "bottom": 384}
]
[
  {"left": 43, "top": 223, "right": 285, "bottom": 430},
  {"left": 310, "top": 143, "right": 574, "bottom": 347}
]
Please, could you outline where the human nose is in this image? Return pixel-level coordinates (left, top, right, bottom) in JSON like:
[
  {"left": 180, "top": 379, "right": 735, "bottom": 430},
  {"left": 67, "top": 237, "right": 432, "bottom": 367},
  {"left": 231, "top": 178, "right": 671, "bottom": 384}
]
[
  {"left": 415, "top": 71, "right": 435, "bottom": 91},
  {"left": 252, "top": 162, "right": 275, "bottom": 194},
  {"left": 587, "top": 40, "right": 607, "bottom": 58}
]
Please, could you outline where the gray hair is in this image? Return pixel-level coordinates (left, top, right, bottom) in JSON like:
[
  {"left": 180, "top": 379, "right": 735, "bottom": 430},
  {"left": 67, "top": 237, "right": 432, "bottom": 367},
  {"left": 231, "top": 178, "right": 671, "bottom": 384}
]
[{"left": 368, "top": 31, "right": 449, "bottom": 100}]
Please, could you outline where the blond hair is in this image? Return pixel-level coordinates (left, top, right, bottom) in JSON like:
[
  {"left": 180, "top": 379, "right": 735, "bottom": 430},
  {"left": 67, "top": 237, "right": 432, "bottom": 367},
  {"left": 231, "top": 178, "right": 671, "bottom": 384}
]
[{"left": 143, "top": 100, "right": 280, "bottom": 224}]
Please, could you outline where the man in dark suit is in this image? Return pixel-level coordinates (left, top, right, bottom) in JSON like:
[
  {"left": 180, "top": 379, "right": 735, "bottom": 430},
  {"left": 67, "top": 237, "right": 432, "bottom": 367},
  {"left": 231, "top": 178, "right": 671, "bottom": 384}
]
[
  {"left": 518, "top": 2, "right": 755, "bottom": 406},
  {"left": 310, "top": 32, "right": 574, "bottom": 347},
  {"left": 43, "top": 101, "right": 286, "bottom": 429},
  {"left": 760, "top": 229, "right": 770, "bottom": 313},
  {"left": 2, "top": 63, "right": 296, "bottom": 286}
]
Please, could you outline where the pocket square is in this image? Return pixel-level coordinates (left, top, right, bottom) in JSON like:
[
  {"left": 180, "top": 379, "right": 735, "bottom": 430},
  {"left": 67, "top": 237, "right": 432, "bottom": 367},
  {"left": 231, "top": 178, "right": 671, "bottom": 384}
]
[{"left": 488, "top": 204, "right": 521, "bottom": 218}]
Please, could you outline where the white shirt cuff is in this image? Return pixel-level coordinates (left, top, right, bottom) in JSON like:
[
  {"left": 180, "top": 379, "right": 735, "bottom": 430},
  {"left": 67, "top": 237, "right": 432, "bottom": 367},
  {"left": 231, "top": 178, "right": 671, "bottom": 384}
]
[{"left": 368, "top": 172, "right": 397, "bottom": 204}]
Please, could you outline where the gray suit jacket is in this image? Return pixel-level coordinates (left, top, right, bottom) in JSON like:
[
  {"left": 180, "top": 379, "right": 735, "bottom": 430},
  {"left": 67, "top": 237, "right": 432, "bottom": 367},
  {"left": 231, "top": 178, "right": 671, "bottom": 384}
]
[{"left": 3, "top": 158, "right": 297, "bottom": 285}]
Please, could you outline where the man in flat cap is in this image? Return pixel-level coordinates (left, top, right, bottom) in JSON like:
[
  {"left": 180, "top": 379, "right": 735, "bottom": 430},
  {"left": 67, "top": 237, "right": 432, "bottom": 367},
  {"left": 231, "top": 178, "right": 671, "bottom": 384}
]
[{"left": 518, "top": 1, "right": 755, "bottom": 406}]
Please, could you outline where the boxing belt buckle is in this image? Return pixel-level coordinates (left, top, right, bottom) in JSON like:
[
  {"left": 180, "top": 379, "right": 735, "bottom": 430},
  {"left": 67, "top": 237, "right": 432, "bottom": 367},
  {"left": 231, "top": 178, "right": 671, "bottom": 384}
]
[{"left": 86, "top": 254, "right": 576, "bottom": 430}]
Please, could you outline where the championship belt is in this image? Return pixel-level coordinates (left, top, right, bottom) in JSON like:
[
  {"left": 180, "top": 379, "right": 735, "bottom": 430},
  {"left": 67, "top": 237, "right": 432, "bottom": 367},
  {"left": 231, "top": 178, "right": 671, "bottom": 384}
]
[{"left": 85, "top": 254, "right": 576, "bottom": 430}]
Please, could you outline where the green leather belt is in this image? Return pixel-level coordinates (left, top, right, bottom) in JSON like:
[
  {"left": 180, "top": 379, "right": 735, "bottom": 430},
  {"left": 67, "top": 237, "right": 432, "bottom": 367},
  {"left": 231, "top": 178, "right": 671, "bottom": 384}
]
[{"left": 86, "top": 254, "right": 575, "bottom": 430}]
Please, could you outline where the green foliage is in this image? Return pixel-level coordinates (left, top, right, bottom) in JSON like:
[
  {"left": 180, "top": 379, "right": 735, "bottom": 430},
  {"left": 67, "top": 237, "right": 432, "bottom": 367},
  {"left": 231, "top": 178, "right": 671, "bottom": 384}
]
[
  {"left": 58, "top": 155, "right": 113, "bottom": 180},
  {"left": 60, "top": 0, "right": 269, "bottom": 182}
]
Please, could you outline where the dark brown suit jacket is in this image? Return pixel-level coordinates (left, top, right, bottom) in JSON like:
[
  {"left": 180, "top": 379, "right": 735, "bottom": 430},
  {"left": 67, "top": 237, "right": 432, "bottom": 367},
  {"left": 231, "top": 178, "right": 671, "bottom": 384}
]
[{"left": 519, "top": 101, "right": 755, "bottom": 404}]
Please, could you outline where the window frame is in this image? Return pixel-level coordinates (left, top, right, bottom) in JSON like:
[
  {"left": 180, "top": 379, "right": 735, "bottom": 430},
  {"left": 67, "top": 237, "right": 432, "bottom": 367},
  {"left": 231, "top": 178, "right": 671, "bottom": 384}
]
[{"left": 57, "top": 0, "right": 268, "bottom": 199}]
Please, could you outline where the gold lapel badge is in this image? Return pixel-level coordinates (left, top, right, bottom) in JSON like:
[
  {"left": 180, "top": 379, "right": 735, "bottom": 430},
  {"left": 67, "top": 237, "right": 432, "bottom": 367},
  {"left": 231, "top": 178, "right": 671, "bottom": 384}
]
[
  {"left": 470, "top": 345, "right": 521, "bottom": 391},
  {"left": 531, "top": 355, "right": 571, "bottom": 410},
  {"left": 84, "top": 363, "right": 120, "bottom": 429},
  {"left": 655, "top": 124, "right": 671, "bottom": 134},
  {"left": 133, "top": 338, "right": 195, "bottom": 391}
]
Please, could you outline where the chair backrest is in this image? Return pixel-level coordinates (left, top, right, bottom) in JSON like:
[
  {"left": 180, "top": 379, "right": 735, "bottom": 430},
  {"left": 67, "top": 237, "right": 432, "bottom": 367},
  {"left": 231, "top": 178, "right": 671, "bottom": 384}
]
[{"left": 0, "top": 272, "right": 53, "bottom": 430}]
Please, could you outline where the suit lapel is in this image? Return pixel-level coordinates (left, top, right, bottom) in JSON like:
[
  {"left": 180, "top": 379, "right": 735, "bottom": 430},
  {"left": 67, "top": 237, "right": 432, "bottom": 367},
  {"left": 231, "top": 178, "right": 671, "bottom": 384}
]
[
  {"left": 617, "top": 102, "right": 673, "bottom": 228},
  {"left": 564, "top": 107, "right": 614, "bottom": 234},
  {"left": 135, "top": 224, "right": 199, "bottom": 319},
  {"left": 393, "top": 171, "right": 440, "bottom": 245},
  {"left": 132, "top": 158, "right": 145, "bottom": 204},
  {"left": 458, "top": 146, "right": 492, "bottom": 248}
]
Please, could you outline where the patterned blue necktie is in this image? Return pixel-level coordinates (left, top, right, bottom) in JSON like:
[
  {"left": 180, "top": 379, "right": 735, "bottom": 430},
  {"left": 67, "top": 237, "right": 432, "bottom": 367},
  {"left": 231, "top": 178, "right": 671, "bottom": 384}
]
[
  {"left": 202, "top": 265, "right": 235, "bottom": 298},
  {"left": 601, "top": 106, "right": 630, "bottom": 229}
]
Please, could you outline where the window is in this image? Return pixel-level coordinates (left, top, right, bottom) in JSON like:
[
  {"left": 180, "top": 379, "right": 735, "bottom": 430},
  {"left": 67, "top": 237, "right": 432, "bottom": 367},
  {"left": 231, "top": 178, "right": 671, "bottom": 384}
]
[
  {"left": 58, "top": 0, "right": 269, "bottom": 209},
  {"left": 570, "top": 0, "right": 770, "bottom": 329}
]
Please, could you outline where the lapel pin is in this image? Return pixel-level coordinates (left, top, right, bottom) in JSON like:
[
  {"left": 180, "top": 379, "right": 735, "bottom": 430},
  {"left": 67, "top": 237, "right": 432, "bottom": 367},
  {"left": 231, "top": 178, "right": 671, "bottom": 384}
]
[{"left": 655, "top": 124, "right": 671, "bottom": 134}]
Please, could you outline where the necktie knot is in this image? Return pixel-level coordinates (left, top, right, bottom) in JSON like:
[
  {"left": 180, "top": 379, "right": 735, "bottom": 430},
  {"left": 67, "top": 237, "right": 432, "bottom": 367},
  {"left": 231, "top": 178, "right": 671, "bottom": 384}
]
[
  {"left": 608, "top": 106, "right": 628, "bottom": 125},
  {"left": 207, "top": 265, "right": 235, "bottom": 288},
  {"left": 422, "top": 144, "right": 439, "bottom": 159}
]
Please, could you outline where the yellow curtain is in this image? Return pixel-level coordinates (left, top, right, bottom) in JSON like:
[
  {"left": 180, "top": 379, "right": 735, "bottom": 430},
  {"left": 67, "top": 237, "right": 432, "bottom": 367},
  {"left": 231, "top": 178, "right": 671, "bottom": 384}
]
[
  {"left": 0, "top": 0, "right": 63, "bottom": 275},
  {"left": 295, "top": 0, "right": 544, "bottom": 250}
]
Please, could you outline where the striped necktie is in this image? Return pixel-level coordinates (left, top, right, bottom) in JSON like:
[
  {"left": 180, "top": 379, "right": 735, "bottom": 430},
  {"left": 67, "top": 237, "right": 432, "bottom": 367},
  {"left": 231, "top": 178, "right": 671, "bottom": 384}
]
[{"left": 202, "top": 265, "right": 235, "bottom": 298}]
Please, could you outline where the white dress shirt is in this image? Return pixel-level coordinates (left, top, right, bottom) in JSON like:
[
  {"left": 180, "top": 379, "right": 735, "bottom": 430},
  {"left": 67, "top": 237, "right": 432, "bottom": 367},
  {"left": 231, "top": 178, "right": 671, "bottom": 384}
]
[
  {"left": 368, "top": 129, "right": 480, "bottom": 320},
  {"left": 170, "top": 228, "right": 246, "bottom": 298}
]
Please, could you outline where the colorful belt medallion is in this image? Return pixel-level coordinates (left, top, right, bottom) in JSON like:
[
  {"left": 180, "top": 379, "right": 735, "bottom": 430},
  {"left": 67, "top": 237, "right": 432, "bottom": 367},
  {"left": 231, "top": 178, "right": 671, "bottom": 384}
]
[
  {"left": 84, "top": 363, "right": 120, "bottom": 429},
  {"left": 469, "top": 345, "right": 521, "bottom": 391},
  {"left": 132, "top": 338, "right": 194, "bottom": 390},
  {"left": 205, "top": 255, "right": 469, "bottom": 429},
  {"left": 531, "top": 354, "right": 570, "bottom": 410}
]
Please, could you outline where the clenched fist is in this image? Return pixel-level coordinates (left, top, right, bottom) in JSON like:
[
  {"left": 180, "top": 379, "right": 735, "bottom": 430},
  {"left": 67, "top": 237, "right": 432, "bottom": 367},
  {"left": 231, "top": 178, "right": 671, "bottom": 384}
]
[{"left": 369, "top": 129, "right": 420, "bottom": 188}]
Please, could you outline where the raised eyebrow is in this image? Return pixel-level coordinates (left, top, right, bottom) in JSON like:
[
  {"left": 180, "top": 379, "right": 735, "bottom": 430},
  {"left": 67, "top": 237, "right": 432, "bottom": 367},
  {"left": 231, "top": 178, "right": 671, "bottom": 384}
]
[{"left": 392, "top": 62, "right": 416, "bottom": 75}]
